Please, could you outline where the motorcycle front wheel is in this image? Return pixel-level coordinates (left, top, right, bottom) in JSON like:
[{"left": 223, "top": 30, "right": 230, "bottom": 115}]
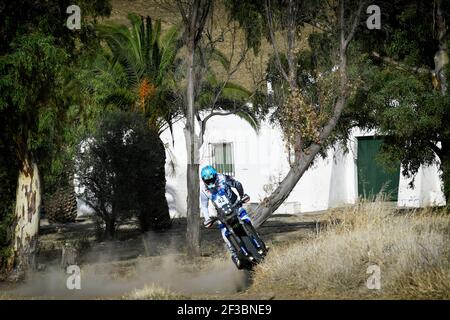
[
  {"left": 243, "top": 223, "right": 267, "bottom": 255},
  {"left": 240, "top": 235, "right": 264, "bottom": 264}
]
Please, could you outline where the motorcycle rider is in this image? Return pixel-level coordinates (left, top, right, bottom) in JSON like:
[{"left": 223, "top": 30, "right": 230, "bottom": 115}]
[{"left": 200, "top": 165, "right": 251, "bottom": 267}]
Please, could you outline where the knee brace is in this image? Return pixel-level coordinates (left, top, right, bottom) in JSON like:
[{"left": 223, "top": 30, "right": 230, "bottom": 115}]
[{"left": 218, "top": 222, "right": 235, "bottom": 253}]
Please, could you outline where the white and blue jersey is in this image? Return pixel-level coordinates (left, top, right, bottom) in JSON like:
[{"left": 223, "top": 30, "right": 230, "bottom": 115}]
[
  {"left": 200, "top": 173, "right": 246, "bottom": 220},
  {"left": 200, "top": 173, "right": 251, "bottom": 254}
]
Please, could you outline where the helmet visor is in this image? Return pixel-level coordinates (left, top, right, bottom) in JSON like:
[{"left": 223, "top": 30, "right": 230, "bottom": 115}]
[{"left": 204, "top": 177, "right": 216, "bottom": 188}]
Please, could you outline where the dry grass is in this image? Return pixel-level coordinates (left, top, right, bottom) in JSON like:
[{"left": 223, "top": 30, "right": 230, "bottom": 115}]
[
  {"left": 122, "top": 284, "right": 187, "bottom": 300},
  {"left": 251, "top": 200, "right": 450, "bottom": 299}
]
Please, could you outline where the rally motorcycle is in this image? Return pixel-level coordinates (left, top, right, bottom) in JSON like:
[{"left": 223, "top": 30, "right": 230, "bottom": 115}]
[{"left": 209, "top": 190, "right": 268, "bottom": 270}]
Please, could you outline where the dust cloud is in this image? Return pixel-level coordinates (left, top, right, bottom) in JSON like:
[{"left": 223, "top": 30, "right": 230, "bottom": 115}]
[{"left": 3, "top": 232, "right": 251, "bottom": 299}]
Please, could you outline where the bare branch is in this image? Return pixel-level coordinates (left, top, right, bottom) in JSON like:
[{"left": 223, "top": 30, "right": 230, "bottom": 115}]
[
  {"left": 159, "top": 114, "right": 184, "bottom": 134},
  {"left": 194, "top": 0, "right": 212, "bottom": 44},
  {"left": 286, "top": 0, "right": 298, "bottom": 89},
  {"left": 201, "top": 86, "right": 261, "bottom": 133},
  {"left": 203, "top": 95, "right": 254, "bottom": 126},
  {"left": 316, "top": 0, "right": 360, "bottom": 145},
  {"left": 343, "top": 0, "right": 367, "bottom": 50},
  {"left": 265, "top": 0, "right": 290, "bottom": 84},
  {"left": 204, "top": 110, "right": 239, "bottom": 121},
  {"left": 371, "top": 51, "right": 433, "bottom": 74},
  {"left": 199, "top": 103, "right": 243, "bottom": 143},
  {"left": 211, "top": 36, "right": 249, "bottom": 111},
  {"left": 175, "top": 0, "right": 189, "bottom": 26}
]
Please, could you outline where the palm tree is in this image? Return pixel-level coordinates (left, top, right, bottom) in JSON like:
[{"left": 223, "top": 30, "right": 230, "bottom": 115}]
[
  {"left": 95, "top": 13, "right": 183, "bottom": 135},
  {"left": 91, "top": 13, "right": 259, "bottom": 139},
  {"left": 74, "top": 14, "right": 183, "bottom": 232},
  {"left": 95, "top": 13, "right": 260, "bottom": 251}
]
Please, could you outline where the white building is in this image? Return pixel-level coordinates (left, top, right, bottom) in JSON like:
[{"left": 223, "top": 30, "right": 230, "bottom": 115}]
[{"left": 160, "top": 113, "right": 446, "bottom": 218}]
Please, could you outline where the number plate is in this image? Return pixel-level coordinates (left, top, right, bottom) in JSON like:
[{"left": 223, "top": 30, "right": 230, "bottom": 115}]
[{"left": 213, "top": 194, "right": 230, "bottom": 208}]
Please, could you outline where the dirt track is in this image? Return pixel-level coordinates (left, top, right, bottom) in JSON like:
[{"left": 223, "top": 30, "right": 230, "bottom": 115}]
[{"left": 0, "top": 213, "right": 324, "bottom": 299}]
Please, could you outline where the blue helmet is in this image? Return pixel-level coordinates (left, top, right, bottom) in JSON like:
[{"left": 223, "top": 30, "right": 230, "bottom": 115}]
[{"left": 201, "top": 165, "right": 218, "bottom": 189}]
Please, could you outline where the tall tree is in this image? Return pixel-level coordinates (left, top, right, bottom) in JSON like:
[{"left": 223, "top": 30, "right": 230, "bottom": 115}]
[
  {"left": 95, "top": 13, "right": 183, "bottom": 135},
  {"left": 171, "top": 0, "right": 262, "bottom": 255},
  {"left": 0, "top": 34, "right": 68, "bottom": 273},
  {"left": 0, "top": 0, "right": 111, "bottom": 274},
  {"left": 78, "top": 14, "right": 186, "bottom": 233},
  {"left": 175, "top": 0, "right": 212, "bottom": 256},
  {"left": 342, "top": 0, "right": 450, "bottom": 203},
  {"left": 230, "top": 0, "right": 367, "bottom": 227}
]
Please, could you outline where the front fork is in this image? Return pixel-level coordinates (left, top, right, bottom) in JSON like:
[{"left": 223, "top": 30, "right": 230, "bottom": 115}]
[
  {"left": 219, "top": 208, "right": 266, "bottom": 258},
  {"left": 219, "top": 222, "right": 248, "bottom": 257},
  {"left": 239, "top": 208, "right": 265, "bottom": 251}
]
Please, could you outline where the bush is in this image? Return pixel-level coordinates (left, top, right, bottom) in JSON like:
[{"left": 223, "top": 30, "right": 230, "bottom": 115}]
[{"left": 76, "top": 111, "right": 171, "bottom": 238}]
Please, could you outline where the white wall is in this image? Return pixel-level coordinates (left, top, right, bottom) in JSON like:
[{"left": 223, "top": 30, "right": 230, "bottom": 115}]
[
  {"left": 160, "top": 115, "right": 446, "bottom": 218},
  {"left": 398, "top": 164, "right": 446, "bottom": 207}
]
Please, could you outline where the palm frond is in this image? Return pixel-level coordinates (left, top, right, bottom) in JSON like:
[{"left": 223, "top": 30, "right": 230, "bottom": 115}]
[
  {"left": 236, "top": 109, "right": 261, "bottom": 132},
  {"left": 95, "top": 14, "right": 182, "bottom": 135},
  {"left": 221, "top": 81, "right": 252, "bottom": 100},
  {"left": 208, "top": 48, "right": 231, "bottom": 71}
]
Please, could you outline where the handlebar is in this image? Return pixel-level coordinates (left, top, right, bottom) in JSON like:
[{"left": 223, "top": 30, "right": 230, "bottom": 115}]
[
  {"left": 209, "top": 194, "right": 250, "bottom": 224},
  {"left": 229, "top": 194, "right": 250, "bottom": 210},
  {"left": 237, "top": 194, "right": 250, "bottom": 207}
]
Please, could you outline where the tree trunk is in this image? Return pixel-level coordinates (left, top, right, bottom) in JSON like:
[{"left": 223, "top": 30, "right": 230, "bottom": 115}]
[
  {"left": 176, "top": 0, "right": 212, "bottom": 256},
  {"left": 435, "top": 0, "right": 448, "bottom": 204},
  {"left": 105, "top": 218, "right": 116, "bottom": 239},
  {"left": 251, "top": 98, "right": 345, "bottom": 228},
  {"left": 11, "top": 157, "right": 41, "bottom": 275},
  {"left": 251, "top": 150, "right": 317, "bottom": 227},
  {"left": 435, "top": 0, "right": 448, "bottom": 95},
  {"left": 185, "top": 42, "right": 201, "bottom": 256},
  {"left": 440, "top": 140, "right": 450, "bottom": 205}
]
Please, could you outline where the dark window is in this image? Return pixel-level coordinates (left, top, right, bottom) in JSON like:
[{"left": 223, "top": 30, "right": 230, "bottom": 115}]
[{"left": 209, "top": 142, "right": 235, "bottom": 176}]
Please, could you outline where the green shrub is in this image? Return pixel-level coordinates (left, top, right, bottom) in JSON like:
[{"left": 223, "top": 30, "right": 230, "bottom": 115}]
[{"left": 76, "top": 111, "right": 171, "bottom": 238}]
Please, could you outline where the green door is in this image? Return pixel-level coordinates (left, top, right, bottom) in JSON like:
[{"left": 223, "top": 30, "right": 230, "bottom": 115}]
[{"left": 357, "top": 136, "right": 400, "bottom": 201}]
